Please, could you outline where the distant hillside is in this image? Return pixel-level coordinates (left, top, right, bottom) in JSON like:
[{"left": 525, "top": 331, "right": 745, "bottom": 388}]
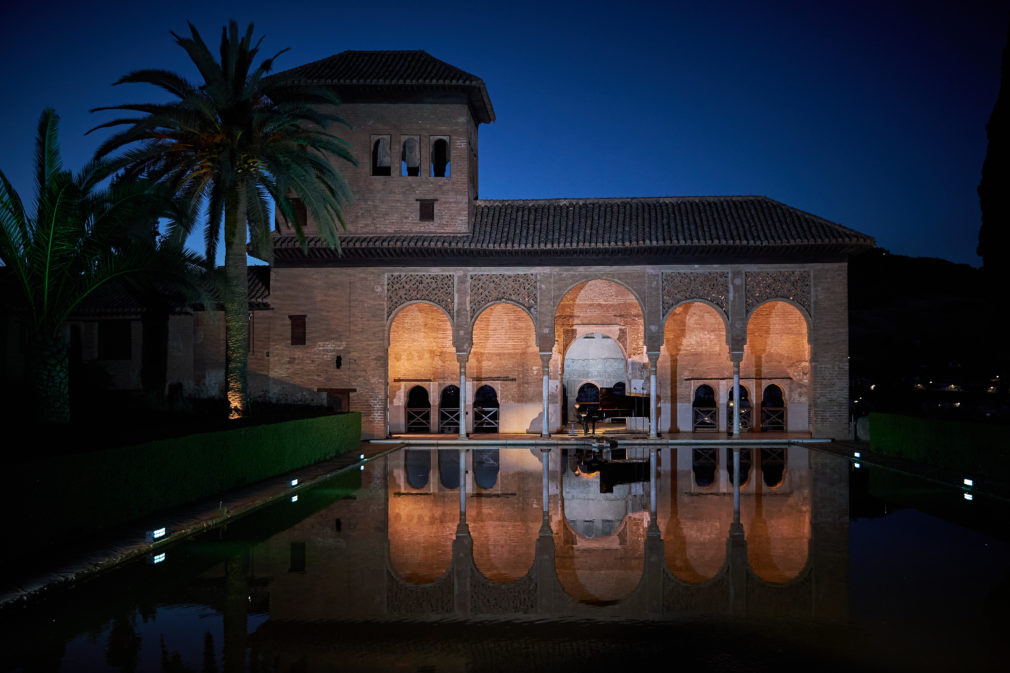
[{"left": 848, "top": 248, "right": 1008, "bottom": 420}]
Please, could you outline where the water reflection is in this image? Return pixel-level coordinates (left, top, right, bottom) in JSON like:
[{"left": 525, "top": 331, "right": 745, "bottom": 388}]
[
  {"left": 8, "top": 444, "right": 1010, "bottom": 672},
  {"left": 263, "top": 445, "right": 846, "bottom": 622}
]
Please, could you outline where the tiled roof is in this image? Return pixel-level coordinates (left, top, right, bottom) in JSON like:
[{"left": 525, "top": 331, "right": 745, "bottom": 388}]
[
  {"left": 272, "top": 196, "right": 875, "bottom": 264},
  {"left": 275, "top": 50, "right": 495, "bottom": 123}
]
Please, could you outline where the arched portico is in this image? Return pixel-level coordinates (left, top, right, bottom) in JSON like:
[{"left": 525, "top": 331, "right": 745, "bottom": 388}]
[
  {"left": 468, "top": 303, "right": 541, "bottom": 433},
  {"left": 744, "top": 301, "right": 811, "bottom": 432},
  {"left": 553, "top": 280, "right": 648, "bottom": 433},
  {"left": 660, "top": 301, "right": 732, "bottom": 433},
  {"left": 387, "top": 302, "right": 457, "bottom": 435}
]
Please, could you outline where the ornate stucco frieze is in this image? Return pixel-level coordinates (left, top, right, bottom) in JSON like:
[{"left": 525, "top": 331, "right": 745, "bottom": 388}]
[{"left": 386, "top": 273, "right": 455, "bottom": 320}]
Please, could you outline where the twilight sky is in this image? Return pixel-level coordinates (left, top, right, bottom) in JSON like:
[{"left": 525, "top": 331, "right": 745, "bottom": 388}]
[{"left": 1, "top": 0, "right": 1006, "bottom": 267}]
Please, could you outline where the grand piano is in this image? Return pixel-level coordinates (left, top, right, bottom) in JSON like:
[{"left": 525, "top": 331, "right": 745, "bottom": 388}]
[{"left": 573, "top": 384, "right": 649, "bottom": 433}]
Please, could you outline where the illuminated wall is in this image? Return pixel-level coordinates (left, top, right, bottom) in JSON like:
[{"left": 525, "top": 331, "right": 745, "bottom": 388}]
[
  {"left": 744, "top": 301, "right": 811, "bottom": 432},
  {"left": 469, "top": 304, "right": 542, "bottom": 433},
  {"left": 659, "top": 301, "right": 732, "bottom": 433},
  {"left": 387, "top": 303, "right": 458, "bottom": 433}
]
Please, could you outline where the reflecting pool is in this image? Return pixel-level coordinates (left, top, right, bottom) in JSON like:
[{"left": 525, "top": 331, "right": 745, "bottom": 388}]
[{"left": 2, "top": 445, "right": 1008, "bottom": 672}]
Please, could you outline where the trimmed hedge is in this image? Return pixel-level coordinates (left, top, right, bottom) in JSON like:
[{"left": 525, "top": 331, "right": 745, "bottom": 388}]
[
  {"left": 7, "top": 413, "right": 360, "bottom": 551},
  {"left": 868, "top": 412, "right": 1010, "bottom": 478}
]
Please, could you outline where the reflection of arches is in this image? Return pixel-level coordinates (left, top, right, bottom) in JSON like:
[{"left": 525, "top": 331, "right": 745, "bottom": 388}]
[
  {"left": 406, "top": 386, "right": 431, "bottom": 433},
  {"left": 473, "top": 385, "right": 499, "bottom": 433},
  {"left": 692, "top": 448, "right": 718, "bottom": 487},
  {"left": 439, "top": 385, "right": 460, "bottom": 433},
  {"left": 760, "top": 447, "right": 786, "bottom": 487},
  {"left": 404, "top": 449, "right": 431, "bottom": 488},
  {"left": 760, "top": 384, "right": 786, "bottom": 431},
  {"left": 727, "top": 385, "right": 752, "bottom": 432},
  {"left": 439, "top": 449, "right": 460, "bottom": 489},
  {"left": 473, "top": 449, "right": 500, "bottom": 488},
  {"left": 692, "top": 384, "right": 718, "bottom": 432},
  {"left": 726, "top": 448, "right": 753, "bottom": 485}
]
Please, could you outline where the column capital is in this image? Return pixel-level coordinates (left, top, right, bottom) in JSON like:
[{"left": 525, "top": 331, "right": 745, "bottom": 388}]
[
  {"left": 456, "top": 352, "right": 469, "bottom": 367},
  {"left": 539, "top": 351, "right": 553, "bottom": 366},
  {"left": 646, "top": 351, "right": 661, "bottom": 367},
  {"left": 729, "top": 350, "right": 744, "bottom": 365}
]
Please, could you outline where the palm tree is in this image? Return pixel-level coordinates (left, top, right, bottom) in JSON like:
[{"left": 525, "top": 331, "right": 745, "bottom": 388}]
[
  {"left": 0, "top": 109, "right": 201, "bottom": 424},
  {"left": 90, "top": 21, "right": 356, "bottom": 419}
]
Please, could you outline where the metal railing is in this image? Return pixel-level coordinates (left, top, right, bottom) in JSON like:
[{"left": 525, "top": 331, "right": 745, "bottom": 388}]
[
  {"left": 760, "top": 406, "right": 786, "bottom": 431},
  {"left": 692, "top": 406, "right": 718, "bottom": 432},
  {"left": 406, "top": 407, "right": 431, "bottom": 433},
  {"left": 474, "top": 406, "right": 499, "bottom": 433},
  {"left": 439, "top": 407, "right": 461, "bottom": 433}
]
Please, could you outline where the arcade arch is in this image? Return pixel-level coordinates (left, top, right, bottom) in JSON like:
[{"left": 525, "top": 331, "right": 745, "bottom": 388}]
[
  {"left": 469, "top": 303, "right": 541, "bottom": 433},
  {"left": 387, "top": 303, "right": 456, "bottom": 434},
  {"left": 660, "top": 301, "right": 732, "bottom": 433},
  {"left": 744, "top": 301, "right": 810, "bottom": 432},
  {"left": 555, "top": 280, "right": 647, "bottom": 429}
]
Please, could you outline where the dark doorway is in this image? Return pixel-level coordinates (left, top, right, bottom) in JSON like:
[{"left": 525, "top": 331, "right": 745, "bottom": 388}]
[
  {"left": 473, "top": 385, "right": 499, "bottom": 433},
  {"left": 692, "top": 385, "right": 718, "bottom": 432},
  {"left": 727, "top": 386, "right": 752, "bottom": 432},
  {"left": 439, "top": 385, "right": 461, "bottom": 433},
  {"left": 406, "top": 385, "right": 431, "bottom": 433},
  {"left": 760, "top": 384, "right": 786, "bottom": 431}
]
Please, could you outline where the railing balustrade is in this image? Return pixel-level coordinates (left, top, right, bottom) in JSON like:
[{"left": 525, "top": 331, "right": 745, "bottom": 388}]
[
  {"left": 474, "top": 406, "right": 499, "bottom": 432},
  {"left": 406, "top": 407, "right": 431, "bottom": 433},
  {"left": 439, "top": 407, "right": 461, "bottom": 433},
  {"left": 692, "top": 406, "right": 718, "bottom": 432}
]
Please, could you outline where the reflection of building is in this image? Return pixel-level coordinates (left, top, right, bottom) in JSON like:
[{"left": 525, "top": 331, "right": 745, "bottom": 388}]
[{"left": 232, "top": 446, "right": 848, "bottom": 633}]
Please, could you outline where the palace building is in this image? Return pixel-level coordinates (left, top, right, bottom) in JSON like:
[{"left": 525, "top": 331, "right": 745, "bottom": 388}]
[
  {"left": 255, "top": 50, "right": 873, "bottom": 439},
  {"left": 4, "top": 51, "right": 874, "bottom": 439}
]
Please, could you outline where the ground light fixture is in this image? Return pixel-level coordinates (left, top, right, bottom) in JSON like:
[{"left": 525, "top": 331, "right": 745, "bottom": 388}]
[{"left": 146, "top": 527, "right": 167, "bottom": 543}]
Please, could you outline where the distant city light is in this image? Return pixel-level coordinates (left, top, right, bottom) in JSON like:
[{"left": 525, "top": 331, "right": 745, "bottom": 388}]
[
  {"left": 854, "top": 462, "right": 861, "bottom": 469},
  {"left": 854, "top": 452, "right": 861, "bottom": 458},
  {"left": 964, "top": 478, "right": 974, "bottom": 487},
  {"left": 148, "top": 527, "right": 167, "bottom": 541},
  {"left": 291, "top": 495, "right": 299, "bottom": 503},
  {"left": 359, "top": 454, "right": 365, "bottom": 460},
  {"left": 964, "top": 493, "right": 973, "bottom": 501},
  {"left": 360, "top": 465, "right": 365, "bottom": 471},
  {"left": 870, "top": 384, "right": 876, "bottom": 391},
  {"left": 153, "top": 553, "right": 166, "bottom": 564},
  {"left": 290, "top": 478, "right": 299, "bottom": 487}
]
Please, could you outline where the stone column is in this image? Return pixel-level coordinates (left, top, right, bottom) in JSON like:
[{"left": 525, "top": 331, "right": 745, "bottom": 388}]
[
  {"left": 456, "top": 352, "right": 468, "bottom": 439},
  {"left": 647, "top": 351, "right": 660, "bottom": 438},
  {"left": 540, "top": 352, "right": 552, "bottom": 437},
  {"left": 730, "top": 351, "right": 743, "bottom": 437}
]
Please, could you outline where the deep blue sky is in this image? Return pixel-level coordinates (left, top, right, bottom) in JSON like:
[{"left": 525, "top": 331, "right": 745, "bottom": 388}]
[{"left": 2, "top": 0, "right": 1006, "bottom": 266}]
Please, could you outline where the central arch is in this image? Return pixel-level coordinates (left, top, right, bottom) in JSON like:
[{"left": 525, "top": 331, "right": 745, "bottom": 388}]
[{"left": 554, "top": 280, "right": 647, "bottom": 431}]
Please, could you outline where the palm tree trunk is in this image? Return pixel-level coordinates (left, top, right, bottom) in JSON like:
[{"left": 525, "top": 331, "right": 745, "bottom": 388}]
[
  {"left": 224, "top": 192, "right": 250, "bottom": 419},
  {"left": 27, "top": 327, "right": 71, "bottom": 424}
]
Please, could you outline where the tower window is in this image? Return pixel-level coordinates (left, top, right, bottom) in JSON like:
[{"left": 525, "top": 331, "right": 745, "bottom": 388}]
[
  {"left": 401, "top": 136, "right": 420, "bottom": 176},
  {"left": 430, "top": 137, "right": 450, "bottom": 177},
  {"left": 371, "top": 135, "right": 391, "bottom": 176},
  {"left": 418, "top": 199, "right": 435, "bottom": 221}
]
